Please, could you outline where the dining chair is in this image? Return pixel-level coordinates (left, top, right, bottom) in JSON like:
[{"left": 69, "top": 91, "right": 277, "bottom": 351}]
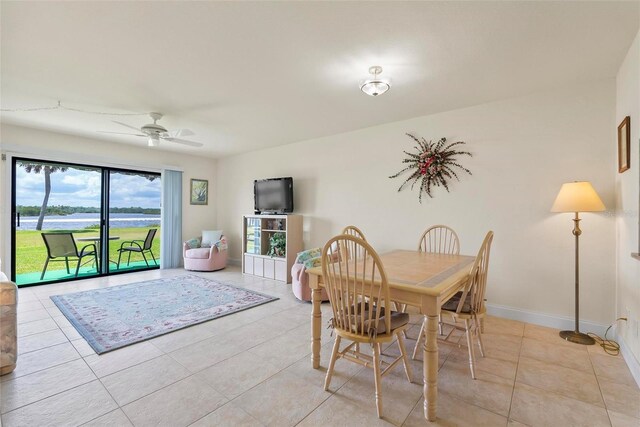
[
  {"left": 117, "top": 228, "right": 158, "bottom": 268},
  {"left": 341, "top": 225, "right": 366, "bottom": 240},
  {"left": 418, "top": 225, "right": 460, "bottom": 255},
  {"left": 411, "top": 225, "right": 461, "bottom": 358},
  {"left": 40, "top": 233, "right": 98, "bottom": 280},
  {"left": 338, "top": 225, "right": 367, "bottom": 261},
  {"left": 322, "top": 234, "right": 412, "bottom": 418},
  {"left": 438, "top": 231, "right": 494, "bottom": 379}
]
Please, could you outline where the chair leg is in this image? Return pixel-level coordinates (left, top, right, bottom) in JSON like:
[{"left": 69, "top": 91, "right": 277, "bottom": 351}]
[
  {"left": 64, "top": 257, "right": 70, "bottom": 274},
  {"left": 75, "top": 257, "right": 82, "bottom": 277},
  {"left": 40, "top": 258, "right": 50, "bottom": 280},
  {"left": 412, "top": 318, "right": 426, "bottom": 360},
  {"left": 324, "top": 336, "right": 341, "bottom": 391},
  {"left": 148, "top": 249, "right": 157, "bottom": 265},
  {"left": 117, "top": 250, "right": 123, "bottom": 269},
  {"left": 127, "top": 251, "right": 132, "bottom": 266},
  {"left": 373, "top": 342, "right": 383, "bottom": 418},
  {"left": 464, "top": 319, "right": 477, "bottom": 380},
  {"left": 141, "top": 251, "right": 149, "bottom": 266},
  {"left": 438, "top": 314, "right": 443, "bottom": 336},
  {"left": 396, "top": 331, "right": 413, "bottom": 382},
  {"left": 475, "top": 317, "right": 485, "bottom": 358}
]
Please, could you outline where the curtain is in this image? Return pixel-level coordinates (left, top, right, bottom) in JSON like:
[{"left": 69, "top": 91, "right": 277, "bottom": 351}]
[{"left": 160, "top": 169, "right": 183, "bottom": 268}]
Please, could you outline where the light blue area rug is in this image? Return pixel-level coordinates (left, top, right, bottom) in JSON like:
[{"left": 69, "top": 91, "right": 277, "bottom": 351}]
[{"left": 50, "top": 275, "right": 278, "bottom": 354}]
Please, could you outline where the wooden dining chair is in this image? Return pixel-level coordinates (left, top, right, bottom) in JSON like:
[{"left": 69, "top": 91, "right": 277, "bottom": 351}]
[
  {"left": 40, "top": 233, "right": 98, "bottom": 280},
  {"left": 417, "top": 225, "right": 460, "bottom": 255},
  {"left": 341, "top": 225, "right": 366, "bottom": 240},
  {"left": 322, "top": 234, "right": 413, "bottom": 419},
  {"left": 409, "top": 225, "right": 461, "bottom": 356},
  {"left": 338, "top": 225, "right": 366, "bottom": 262},
  {"left": 438, "top": 231, "right": 494, "bottom": 379}
]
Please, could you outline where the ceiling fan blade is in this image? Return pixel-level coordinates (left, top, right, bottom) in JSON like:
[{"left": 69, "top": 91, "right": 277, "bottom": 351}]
[
  {"left": 163, "top": 137, "right": 203, "bottom": 147},
  {"left": 112, "top": 120, "right": 143, "bottom": 132},
  {"left": 169, "top": 129, "right": 195, "bottom": 138},
  {"left": 97, "top": 131, "right": 146, "bottom": 137}
]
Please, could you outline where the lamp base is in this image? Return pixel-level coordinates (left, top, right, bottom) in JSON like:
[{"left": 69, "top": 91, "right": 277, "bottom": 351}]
[{"left": 559, "top": 330, "right": 595, "bottom": 345}]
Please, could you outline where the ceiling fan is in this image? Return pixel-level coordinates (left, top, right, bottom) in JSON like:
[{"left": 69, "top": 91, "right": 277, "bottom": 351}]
[{"left": 99, "top": 112, "right": 203, "bottom": 147}]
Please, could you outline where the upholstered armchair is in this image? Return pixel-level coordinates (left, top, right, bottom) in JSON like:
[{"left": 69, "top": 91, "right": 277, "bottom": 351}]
[
  {"left": 291, "top": 248, "right": 329, "bottom": 302},
  {"left": 183, "top": 231, "right": 228, "bottom": 272}
]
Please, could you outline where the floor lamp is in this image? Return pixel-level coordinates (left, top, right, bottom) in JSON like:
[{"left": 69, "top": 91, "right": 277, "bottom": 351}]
[{"left": 551, "top": 181, "right": 605, "bottom": 345}]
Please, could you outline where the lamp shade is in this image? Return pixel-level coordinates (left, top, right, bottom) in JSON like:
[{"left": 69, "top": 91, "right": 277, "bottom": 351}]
[{"left": 551, "top": 181, "right": 605, "bottom": 213}]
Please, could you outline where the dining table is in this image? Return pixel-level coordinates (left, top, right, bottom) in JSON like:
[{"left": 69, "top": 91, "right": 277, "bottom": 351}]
[
  {"left": 75, "top": 235, "right": 120, "bottom": 270},
  {"left": 306, "top": 249, "right": 475, "bottom": 422}
]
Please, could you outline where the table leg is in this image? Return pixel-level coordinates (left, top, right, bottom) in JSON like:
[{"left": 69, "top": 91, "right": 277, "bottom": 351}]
[
  {"left": 311, "top": 287, "right": 322, "bottom": 369},
  {"left": 423, "top": 314, "right": 438, "bottom": 421}
]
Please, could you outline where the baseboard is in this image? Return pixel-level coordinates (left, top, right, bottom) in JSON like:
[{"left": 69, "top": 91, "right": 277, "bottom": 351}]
[
  {"left": 485, "top": 303, "right": 609, "bottom": 337},
  {"left": 617, "top": 333, "right": 640, "bottom": 388}
]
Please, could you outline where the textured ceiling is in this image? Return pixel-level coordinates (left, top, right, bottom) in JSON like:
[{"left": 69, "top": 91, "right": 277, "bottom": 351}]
[{"left": 1, "top": 1, "right": 638, "bottom": 158}]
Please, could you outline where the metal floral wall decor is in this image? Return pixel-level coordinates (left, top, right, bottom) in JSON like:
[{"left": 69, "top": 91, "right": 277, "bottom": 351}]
[{"left": 389, "top": 133, "right": 472, "bottom": 202}]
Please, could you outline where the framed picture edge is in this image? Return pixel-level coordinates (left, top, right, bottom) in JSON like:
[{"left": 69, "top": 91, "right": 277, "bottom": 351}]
[
  {"left": 190, "top": 178, "right": 209, "bottom": 205},
  {"left": 618, "top": 115, "right": 630, "bottom": 173}
]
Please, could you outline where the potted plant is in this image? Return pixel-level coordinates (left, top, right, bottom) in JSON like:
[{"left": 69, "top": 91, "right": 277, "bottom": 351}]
[{"left": 268, "top": 232, "right": 286, "bottom": 258}]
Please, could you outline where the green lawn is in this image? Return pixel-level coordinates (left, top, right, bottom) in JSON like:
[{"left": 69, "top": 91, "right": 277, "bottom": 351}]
[{"left": 15, "top": 227, "right": 161, "bottom": 277}]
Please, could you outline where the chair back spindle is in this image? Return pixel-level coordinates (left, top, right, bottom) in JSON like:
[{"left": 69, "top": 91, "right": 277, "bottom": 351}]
[
  {"left": 418, "top": 225, "right": 460, "bottom": 255},
  {"left": 322, "top": 235, "right": 391, "bottom": 339},
  {"left": 455, "top": 231, "right": 494, "bottom": 315}
]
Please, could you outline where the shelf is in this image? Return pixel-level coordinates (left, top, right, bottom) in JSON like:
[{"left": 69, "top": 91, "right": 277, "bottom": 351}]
[
  {"left": 262, "top": 229, "right": 286, "bottom": 233},
  {"left": 244, "top": 253, "right": 286, "bottom": 260}
]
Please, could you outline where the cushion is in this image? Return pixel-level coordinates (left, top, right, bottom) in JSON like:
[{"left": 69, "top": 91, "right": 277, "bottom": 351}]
[
  {"left": 185, "top": 248, "right": 211, "bottom": 259},
  {"left": 202, "top": 230, "right": 223, "bottom": 247},
  {"left": 296, "top": 247, "right": 321, "bottom": 263},
  {"left": 373, "top": 312, "right": 410, "bottom": 334},
  {"left": 214, "top": 237, "right": 228, "bottom": 251},
  {"left": 185, "top": 238, "right": 200, "bottom": 249},
  {"left": 335, "top": 305, "right": 409, "bottom": 335},
  {"left": 442, "top": 291, "right": 472, "bottom": 313}
]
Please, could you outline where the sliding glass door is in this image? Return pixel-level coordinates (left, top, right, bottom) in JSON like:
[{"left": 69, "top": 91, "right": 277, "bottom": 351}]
[
  {"left": 107, "top": 171, "right": 161, "bottom": 273},
  {"left": 11, "top": 157, "right": 161, "bottom": 287}
]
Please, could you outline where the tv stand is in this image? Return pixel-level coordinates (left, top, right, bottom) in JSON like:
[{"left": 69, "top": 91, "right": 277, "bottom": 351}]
[{"left": 241, "top": 214, "right": 302, "bottom": 283}]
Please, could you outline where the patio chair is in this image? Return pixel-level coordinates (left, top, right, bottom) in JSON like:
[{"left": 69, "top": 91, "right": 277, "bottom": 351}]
[
  {"left": 117, "top": 228, "right": 158, "bottom": 268},
  {"left": 40, "top": 233, "right": 98, "bottom": 280}
]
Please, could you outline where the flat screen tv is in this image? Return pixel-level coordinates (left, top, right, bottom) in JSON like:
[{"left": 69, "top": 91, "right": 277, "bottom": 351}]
[{"left": 254, "top": 177, "right": 294, "bottom": 214}]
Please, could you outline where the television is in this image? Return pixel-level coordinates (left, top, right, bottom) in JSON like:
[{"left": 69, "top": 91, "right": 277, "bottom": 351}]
[{"left": 254, "top": 177, "right": 294, "bottom": 214}]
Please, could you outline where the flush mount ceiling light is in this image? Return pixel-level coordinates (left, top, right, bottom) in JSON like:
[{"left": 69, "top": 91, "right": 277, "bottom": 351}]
[{"left": 360, "top": 66, "right": 390, "bottom": 96}]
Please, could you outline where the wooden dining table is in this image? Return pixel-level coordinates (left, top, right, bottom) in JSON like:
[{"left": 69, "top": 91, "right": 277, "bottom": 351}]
[{"left": 306, "top": 249, "right": 475, "bottom": 422}]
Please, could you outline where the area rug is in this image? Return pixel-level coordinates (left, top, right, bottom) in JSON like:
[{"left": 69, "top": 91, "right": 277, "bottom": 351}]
[{"left": 50, "top": 275, "right": 278, "bottom": 354}]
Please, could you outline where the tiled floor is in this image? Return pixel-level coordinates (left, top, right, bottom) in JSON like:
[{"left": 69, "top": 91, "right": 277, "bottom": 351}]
[{"left": 2, "top": 267, "right": 639, "bottom": 426}]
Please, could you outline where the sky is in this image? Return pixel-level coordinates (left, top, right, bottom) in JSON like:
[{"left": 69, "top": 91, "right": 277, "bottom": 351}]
[{"left": 15, "top": 163, "right": 161, "bottom": 208}]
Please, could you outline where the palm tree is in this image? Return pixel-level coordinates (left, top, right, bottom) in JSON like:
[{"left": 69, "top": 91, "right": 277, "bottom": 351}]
[{"left": 19, "top": 162, "right": 68, "bottom": 230}]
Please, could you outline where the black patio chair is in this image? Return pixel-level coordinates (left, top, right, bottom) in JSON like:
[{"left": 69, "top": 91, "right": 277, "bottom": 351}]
[
  {"left": 117, "top": 228, "right": 158, "bottom": 268},
  {"left": 40, "top": 233, "right": 98, "bottom": 280}
]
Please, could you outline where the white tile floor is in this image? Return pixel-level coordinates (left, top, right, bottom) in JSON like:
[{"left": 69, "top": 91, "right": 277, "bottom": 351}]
[{"left": 1, "top": 267, "right": 639, "bottom": 426}]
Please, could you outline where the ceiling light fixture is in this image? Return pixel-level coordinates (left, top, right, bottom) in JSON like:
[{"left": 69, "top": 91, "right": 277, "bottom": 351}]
[
  {"left": 148, "top": 135, "right": 160, "bottom": 147},
  {"left": 360, "top": 66, "right": 390, "bottom": 96}
]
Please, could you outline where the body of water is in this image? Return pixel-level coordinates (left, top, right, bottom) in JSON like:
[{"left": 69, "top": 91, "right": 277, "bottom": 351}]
[{"left": 17, "top": 213, "right": 161, "bottom": 230}]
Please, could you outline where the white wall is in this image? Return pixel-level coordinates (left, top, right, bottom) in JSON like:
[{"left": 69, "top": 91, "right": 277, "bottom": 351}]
[
  {"left": 217, "top": 80, "right": 617, "bottom": 326},
  {"left": 0, "top": 123, "right": 218, "bottom": 272},
  {"left": 616, "top": 30, "right": 640, "bottom": 368}
]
